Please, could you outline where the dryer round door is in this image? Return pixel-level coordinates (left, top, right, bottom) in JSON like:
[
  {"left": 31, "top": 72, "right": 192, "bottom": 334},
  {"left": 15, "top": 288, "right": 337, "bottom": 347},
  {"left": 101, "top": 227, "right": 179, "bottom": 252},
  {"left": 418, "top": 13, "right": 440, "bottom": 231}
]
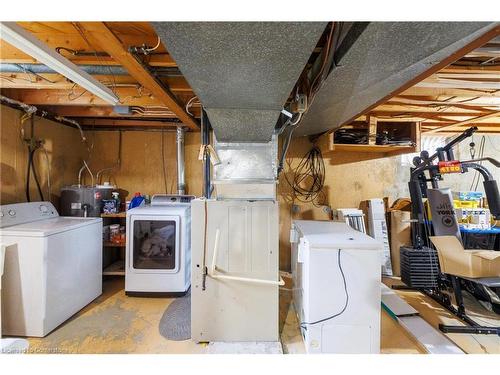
[{"left": 128, "top": 214, "right": 180, "bottom": 273}]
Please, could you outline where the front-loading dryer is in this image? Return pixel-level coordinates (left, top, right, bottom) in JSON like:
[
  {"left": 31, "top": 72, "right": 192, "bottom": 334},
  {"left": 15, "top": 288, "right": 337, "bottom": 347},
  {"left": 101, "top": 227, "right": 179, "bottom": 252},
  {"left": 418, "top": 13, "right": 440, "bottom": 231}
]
[{"left": 125, "top": 194, "right": 193, "bottom": 296}]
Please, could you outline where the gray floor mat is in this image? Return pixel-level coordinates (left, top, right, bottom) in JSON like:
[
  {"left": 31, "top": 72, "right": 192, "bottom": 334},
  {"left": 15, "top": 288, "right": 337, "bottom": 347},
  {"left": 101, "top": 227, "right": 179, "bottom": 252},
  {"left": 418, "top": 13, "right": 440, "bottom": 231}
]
[{"left": 159, "top": 292, "right": 191, "bottom": 341}]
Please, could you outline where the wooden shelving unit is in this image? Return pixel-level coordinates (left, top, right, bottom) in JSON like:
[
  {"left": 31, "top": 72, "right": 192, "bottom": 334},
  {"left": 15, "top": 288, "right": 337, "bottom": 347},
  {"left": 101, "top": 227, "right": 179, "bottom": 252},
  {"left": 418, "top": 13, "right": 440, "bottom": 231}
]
[
  {"left": 103, "top": 241, "right": 126, "bottom": 248},
  {"left": 329, "top": 144, "right": 417, "bottom": 154},
  {"left": 318, "top": 119, "right": 421, "bottom": 158},
  {"left": 102, "top": 260, "right": 125, "bottom": 276},
  {"left": 101, "top": 212, "right": 126, "bottom": 218},
  {"left": 102, "top": 211, "right": 126, "bottom": 276}
]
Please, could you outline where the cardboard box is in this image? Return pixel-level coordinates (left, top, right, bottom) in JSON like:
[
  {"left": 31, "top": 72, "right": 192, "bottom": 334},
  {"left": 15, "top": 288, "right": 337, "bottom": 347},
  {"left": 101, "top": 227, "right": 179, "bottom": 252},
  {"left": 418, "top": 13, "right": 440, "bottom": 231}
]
[
  {"left": 389, "top": 210, "right": 412, "bottom": 277},
  {"left": 430, "top": 236, "right": 500, "bottom": 278}
]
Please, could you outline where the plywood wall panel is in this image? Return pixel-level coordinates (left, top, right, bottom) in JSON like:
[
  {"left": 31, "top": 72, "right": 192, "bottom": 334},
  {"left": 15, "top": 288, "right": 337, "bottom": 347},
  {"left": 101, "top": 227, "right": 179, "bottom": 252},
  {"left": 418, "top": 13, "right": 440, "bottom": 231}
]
[
  {"left": 85, "top": 130, "right": 203, "bottom": 199},
  {"left": 0, "top": 105, "right": 86, "bottom": 207}
]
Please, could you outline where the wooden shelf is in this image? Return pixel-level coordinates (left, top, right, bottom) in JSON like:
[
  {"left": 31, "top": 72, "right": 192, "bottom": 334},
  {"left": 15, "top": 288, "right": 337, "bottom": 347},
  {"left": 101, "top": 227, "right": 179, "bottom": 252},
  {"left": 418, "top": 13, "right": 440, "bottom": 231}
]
[
  {"left": 101, "top": 212, "right": 126, "bottom": 218},
  {"left": 331, "top": 144, "right": 417, "bottom": 153},
  {"left": 103, "top": 241, "right": 126, "bottom": 248},
  {"left": 318, "top": 120, "right": 420, "bottom": 158},
  {"left": 102, "top": 260, "right": 125, "bottom": 276}
]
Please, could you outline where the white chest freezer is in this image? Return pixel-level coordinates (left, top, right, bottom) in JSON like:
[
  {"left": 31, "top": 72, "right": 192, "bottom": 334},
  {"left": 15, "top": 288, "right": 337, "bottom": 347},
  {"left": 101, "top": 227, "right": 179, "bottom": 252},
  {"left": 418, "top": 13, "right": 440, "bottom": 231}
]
[
  {"left": 290, "top": 220, "right": 383, "bottom": 353},
  {"left": 0, "top": 202, "right": 102, "bottom": 337}
]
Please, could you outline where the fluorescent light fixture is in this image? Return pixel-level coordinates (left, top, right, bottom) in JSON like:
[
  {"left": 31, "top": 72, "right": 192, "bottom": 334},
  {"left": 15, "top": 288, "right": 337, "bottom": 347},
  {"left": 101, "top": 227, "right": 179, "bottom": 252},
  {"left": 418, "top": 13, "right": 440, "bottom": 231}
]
[{"left": 0, "top": 22, "right": 119, "bottom": 105}]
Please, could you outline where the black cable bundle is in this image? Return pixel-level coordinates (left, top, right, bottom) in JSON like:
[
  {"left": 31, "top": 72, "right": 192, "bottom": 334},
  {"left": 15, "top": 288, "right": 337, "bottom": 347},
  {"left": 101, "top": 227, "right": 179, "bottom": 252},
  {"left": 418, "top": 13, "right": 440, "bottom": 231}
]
[
  {"left": 26, "top": 146, "right": 44, "bottom": 202},
  {"left": 285, "top": 145, "right": 325, "bottom": 204}
]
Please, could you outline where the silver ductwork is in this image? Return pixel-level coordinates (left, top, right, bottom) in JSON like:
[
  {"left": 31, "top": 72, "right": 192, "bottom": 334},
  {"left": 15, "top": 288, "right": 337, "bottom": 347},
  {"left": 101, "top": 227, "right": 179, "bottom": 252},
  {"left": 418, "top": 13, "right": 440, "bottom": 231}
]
[
  {"left": 0, "top": 63, "right": 182, "bottom": 77},
  {"left": 176, "top": 126, "right": 186, "bottom": 195}
]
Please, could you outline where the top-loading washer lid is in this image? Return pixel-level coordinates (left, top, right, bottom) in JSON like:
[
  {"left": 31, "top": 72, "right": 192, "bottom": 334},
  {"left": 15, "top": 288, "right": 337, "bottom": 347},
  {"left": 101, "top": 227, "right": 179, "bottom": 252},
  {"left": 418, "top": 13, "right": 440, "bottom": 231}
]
[{"left": 0, "top": 216, "right": 102, "bottom": 237}]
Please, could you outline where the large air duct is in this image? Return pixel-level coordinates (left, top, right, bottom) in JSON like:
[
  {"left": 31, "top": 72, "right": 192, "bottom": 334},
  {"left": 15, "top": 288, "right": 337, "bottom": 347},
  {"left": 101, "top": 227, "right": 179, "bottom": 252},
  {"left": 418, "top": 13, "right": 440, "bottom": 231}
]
[{"left": 154, "top": 22, "right": 327, "bottom": 142}]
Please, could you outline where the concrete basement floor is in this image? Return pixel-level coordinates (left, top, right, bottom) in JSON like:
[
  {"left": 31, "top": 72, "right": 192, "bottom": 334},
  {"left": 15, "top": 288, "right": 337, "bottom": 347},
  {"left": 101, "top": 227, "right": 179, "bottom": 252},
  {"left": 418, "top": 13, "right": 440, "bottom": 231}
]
[{"left": 24, "top": 277, "right": 497, "bottom": 354}]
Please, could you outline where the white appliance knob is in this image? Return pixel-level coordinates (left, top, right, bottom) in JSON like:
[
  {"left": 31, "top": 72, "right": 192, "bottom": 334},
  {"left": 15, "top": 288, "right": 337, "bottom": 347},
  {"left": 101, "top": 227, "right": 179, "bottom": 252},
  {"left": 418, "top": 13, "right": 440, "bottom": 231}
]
[
  {"left": 8, "top": 210, "right": 16, "bottom": 216},
  {"left": 39, "top": 204, "right": 49, "bottom": 213}
]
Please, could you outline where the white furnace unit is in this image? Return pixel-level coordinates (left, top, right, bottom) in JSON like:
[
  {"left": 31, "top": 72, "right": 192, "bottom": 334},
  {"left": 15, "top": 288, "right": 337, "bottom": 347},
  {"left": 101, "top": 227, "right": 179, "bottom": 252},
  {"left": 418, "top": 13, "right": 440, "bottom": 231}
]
[
  {"left": 0, "top": 202, "right": 102, "bottom": 337},
  {"left": 190, "top": 198, "right": 281, "bottom": 342},
  {"left": 290, "top": 220, "right": 382, "bottom": 353},
  {"left": 125, "top": 194, "right": 193, "bottom": 296}
]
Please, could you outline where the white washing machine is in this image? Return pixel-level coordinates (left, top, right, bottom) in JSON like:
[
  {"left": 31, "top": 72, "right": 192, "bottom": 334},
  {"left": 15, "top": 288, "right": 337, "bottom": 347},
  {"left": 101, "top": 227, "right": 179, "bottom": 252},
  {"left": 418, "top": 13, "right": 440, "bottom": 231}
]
[
  {"left": 0, "top": 201, "right": 102, "bottom": 337},
  {"left": 125, "top": 195, "right": 193, "bottom": 296}
]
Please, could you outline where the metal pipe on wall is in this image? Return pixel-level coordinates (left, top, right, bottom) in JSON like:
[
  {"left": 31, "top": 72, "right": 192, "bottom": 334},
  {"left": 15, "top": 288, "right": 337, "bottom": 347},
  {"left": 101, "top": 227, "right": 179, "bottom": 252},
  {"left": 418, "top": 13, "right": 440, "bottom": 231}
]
[
  {"left": 0, "top": 63, "right": 182, "bottom": 77},
  {"left": 0, "top": 94, "right": 86, "bottom": 134},
  {"left": 176, "top": 126, "right": 186, "bottom": 195}
]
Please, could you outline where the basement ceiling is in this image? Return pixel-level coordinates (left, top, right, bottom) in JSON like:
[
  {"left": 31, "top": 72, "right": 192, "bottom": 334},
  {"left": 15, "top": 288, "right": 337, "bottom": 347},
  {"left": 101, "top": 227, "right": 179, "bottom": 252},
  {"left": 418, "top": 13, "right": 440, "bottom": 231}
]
[
  {"left": 0, "top": 22, "right": 499, "bottom": 134},
  {"left": 297, "top": 22, "right": 500, "bottom": 137}
]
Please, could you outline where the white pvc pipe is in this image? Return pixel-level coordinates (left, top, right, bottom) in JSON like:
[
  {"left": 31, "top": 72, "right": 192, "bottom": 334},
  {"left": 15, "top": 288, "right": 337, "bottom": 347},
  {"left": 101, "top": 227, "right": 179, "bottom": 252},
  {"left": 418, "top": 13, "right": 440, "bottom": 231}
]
[
  {"left": 210, "top": 272, "right": 285, "bottom": 286},
  {"left": 209, "top": 228, "right": 284, "bottom": 286},
  {"left": 210, "top": 228, "right": 220, "bottom": 276}
]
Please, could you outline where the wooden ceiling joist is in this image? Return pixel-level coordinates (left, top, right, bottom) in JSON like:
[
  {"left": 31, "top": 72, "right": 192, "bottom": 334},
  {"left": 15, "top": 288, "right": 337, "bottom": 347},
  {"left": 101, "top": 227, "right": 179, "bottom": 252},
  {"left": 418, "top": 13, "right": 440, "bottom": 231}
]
[
  {"left": 1, "top": 87, "right": 164, "bottom": 106},
  {"left": 36, "top": 105, "right": 201, "bottom": 119},
  {"left": 0, "top": 21, "right": 177, "bottom": 67},
  {"left": 0, "top": 41, "right": 177, "bottom": 67},
  {"left": 0, "top": 72, "right": 193, "bottom": 92},
  {"left": 76, "top": 118, "right": 180, "bottom": 128},
  {"left": 425, "top": 111, "right": 500, "bottom": 133},
  {"left": 76, "top": 22, "right": 198, "bottom": 130},
  {"left": 401, "top": 87, "right": 500, "bottom": 98}
]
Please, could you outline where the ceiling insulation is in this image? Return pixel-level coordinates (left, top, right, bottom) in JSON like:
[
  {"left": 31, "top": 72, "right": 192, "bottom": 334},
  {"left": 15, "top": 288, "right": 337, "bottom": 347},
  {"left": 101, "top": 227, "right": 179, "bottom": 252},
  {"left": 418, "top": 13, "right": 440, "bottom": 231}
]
[
  {"left": 154, "top": 22, "right": 327, "bottom": 142},
  {"left": 297, "top": 22, "right": 500, "bottom": 137}
]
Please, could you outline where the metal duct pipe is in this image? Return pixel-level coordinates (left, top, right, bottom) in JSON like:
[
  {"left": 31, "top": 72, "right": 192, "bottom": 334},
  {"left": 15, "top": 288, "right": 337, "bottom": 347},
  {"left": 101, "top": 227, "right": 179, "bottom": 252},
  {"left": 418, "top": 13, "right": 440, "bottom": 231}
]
[
  {"left": 176, "top": 126, "right": 186, "bottom": 195},
  {"left": 154, "top": 22, "right": 327, "bottom": 142},
  {"left": 0, "top": 63, "right": 182, "bottom": 77}
]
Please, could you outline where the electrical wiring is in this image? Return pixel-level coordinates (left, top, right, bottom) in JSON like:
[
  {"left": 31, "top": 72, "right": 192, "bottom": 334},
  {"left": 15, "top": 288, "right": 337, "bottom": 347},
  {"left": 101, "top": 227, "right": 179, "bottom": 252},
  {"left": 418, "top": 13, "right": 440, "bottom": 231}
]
[
  {"left": 31, "top": 151, "right": 44, "bottom": 200},
  {"left": 68, "top": 82, "right": 88, "bottom": 101},
  {"left": 23, "top": 115, "right": 45, "bottom": 202},
  {"left": 277, "top": 112, "right": 305, "bottom": 174},
  {"left": 282, "top": 145, "right": 326, "bottom": 206},
  {"left": 25, "top": 148, "right": 33, "bottom": 202},
  {"left": 73, "top": 22, "right": 118, "bottom": 96},
  {"left": 26, "top": 147, "right": 44, "bottom": 202},
  {"left": 118, "top": 86, "right": 153, "bottom": 106},
  {"left": 469, "top": 136, "right": 486, "bottom": 191},
  {"left": 131, "top": 105, "right": 175, "bottom": 117},
  {"left": 14, "top": 63, "right": 56, "bottom": 84},
  {"left": 42, "top": 147, "right": 52, "bottom": 201},
  {"left": 144, "top": 36, "right": 161, "bottom": 53},
  {"left": 185, "top": 96, "right": 200, "bottom": 116},
  {"left": 300, "top": 249, "right": 348, "bottom": 330},
  {"left": 304, "top": 22, "right": 338, "bottom": 112},
  {"left": 308, "top": 23, "right": 335, "bottom": 99}
]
